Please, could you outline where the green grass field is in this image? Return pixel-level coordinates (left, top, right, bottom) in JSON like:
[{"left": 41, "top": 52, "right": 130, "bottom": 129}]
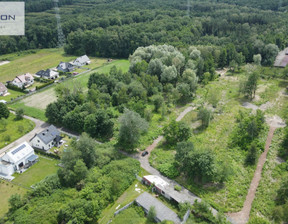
[
  {"left": 9, "top": 59, "right": 130, "bottom": 121},
  {"left": 12, "top": 156, "right": 59, "bottom": 188},
  {"left": 0, "top": 181, "right": 27, "bottom": 218},
  {"left": 0, "top": 113, "right": 35, "bottom": 149}
]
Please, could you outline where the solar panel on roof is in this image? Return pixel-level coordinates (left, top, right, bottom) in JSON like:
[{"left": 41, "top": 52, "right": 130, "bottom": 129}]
[{"left": 11, "top": 144, "right": 26, "bottom": 155}]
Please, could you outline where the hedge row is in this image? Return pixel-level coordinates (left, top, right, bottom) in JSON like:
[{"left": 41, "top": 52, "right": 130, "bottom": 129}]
[
  {"left": 35, "top": 81, "right": 54, "bottom": 90},
  {"left": 34, "top": 148, "right": 60, "bottom": 160}
]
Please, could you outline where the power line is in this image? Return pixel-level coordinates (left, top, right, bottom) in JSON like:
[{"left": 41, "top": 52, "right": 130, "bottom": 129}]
[{"left": 54, "top": 0, "right": 65, "bottom": 48}]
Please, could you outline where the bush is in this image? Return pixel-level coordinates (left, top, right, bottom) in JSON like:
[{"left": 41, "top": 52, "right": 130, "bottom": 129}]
[
  {"left": 6, "top": 83, "right": 25, "bottom": 93},
  {"left": 34, "top": 148, "right": 60, "bottom": 160},
  {"left": 174, "top": 185, "right": 182, "bottom": 191},
  {"left": 36, "top": 81, "right": 54, "bottom": 90},
  {"left": 158, "top": 163, "right": 179, "bottom": 178}
]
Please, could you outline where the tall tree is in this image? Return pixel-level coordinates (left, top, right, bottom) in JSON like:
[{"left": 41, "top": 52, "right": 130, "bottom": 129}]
[{"left": 0, "top": 103, "right": 9, "bottom": 119}]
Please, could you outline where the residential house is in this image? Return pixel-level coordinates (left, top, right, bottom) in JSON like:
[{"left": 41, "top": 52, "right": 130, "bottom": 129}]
[
  {"left": 10, "top": 73, "right": 34, "bottom": 88},
  {"left": 0, "top": 142, "right": 38, "bottom": 176},
  {"left": 30, "top": 125, "right": 62, "bottom": 151},
  {"left": 56, "top": 62, "right": 75, "bottom": 73},
  {"left": 0, "top": 82, "right": 7, "bottom": 96},
  {"left": 135, "top": 192, "right": 181, "bottom": 223},
  {"left": 36, "top": 69, "right": 59, "bottom": 79},
  {"left": 72, "top": 55, "right": 91, "bottom": 67}
]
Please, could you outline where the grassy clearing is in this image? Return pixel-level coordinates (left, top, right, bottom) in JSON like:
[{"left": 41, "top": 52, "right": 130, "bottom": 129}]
[
  {"left": 111, "top": 206, "right": 148, "bottom": 224},
  {"left": 0, "top": 181, "right": 27, "bottom": 218},
  {"left": 12, "top": 156, "right": 59, "bottom": 188},
  {"left": 9, "top": 102, "right": 47, "bottom": 121},
  {"left": 0, "top": 113, "right": 35, "bottom": 149},
  {"left": 249, "top": 128, "right": 288, "bottom": 222}
]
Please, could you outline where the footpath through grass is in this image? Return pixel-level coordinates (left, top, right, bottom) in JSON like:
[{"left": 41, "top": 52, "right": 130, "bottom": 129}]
[
  {"left": 0, "top": 114, "right": 35, "bottom": 149},
  {"left": 0, "top": 181, "right": 27, "bottom": 218}
]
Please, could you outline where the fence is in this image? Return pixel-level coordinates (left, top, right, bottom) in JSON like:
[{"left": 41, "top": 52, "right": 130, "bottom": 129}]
[
  {"left": 181, "top": 209, "right": 191, "bottom": 224},
  {"left": 114, "top": 201, "right": 134, "bottom": 216}
]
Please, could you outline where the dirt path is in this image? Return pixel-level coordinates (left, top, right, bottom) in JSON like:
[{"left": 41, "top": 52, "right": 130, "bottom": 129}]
[
  {"left": 228, "top": 127, "right": 276, "bottom": 224},
  {"left": 0, "top": 61, "right": 10, "bottom": 66}
]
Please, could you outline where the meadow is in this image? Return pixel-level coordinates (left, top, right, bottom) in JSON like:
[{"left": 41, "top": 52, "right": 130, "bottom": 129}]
[{"left": 0, "top": 114, "right": 35, "bottom": 149}]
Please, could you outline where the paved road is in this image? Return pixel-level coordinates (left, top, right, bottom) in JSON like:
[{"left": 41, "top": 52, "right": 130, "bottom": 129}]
[{"left": 0, "top": 113, "right": 80, "bottom": 155}]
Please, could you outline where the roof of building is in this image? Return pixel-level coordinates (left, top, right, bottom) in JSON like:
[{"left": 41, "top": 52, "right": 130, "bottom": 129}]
[
  {"left": 0, "top": 100, "right": 7, "bottom": 104},
  {"left": 57, "top": 62, "right": 74, "bottom": 70},
  {"left": 73, "top": 55, "right": 90, "bottom": 64},
  {"left": 34, "top": 125, "right": 61, "bottom": 145},
  {"left": 143, "top": 175, "right": 169, "bottom": 189},
  {"left": 13, "top": 73, "right": 34, "bottom": 83},
  {"left": 135, "top": 192, "right": 181, "bottom": 223},
  {"left": 0, "top": 82, "right": 7, "bottom": 92},
  {"left": 2, "top": 142, "right": 34, "bottom": 164},
  {"left": 36, "top": 69, "right": 59, "bottom": 78}
]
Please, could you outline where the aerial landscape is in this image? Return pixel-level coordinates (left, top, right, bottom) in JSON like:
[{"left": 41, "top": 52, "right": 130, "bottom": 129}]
[{"left": 0, "top": 0, "right": 288, "bottom": 223}]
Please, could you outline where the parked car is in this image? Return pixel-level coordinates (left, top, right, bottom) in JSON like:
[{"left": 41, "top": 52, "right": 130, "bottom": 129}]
[
  {"left": 73, "top": 72, "right": 79, "bottom": 75},
  {"left": 141, "top": 151, "right": 148, "bottom": 156}
]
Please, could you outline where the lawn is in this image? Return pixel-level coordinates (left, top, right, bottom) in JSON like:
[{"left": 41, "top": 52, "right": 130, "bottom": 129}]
[
  {"left": 12, "top": 156, "right": 59, "bottom": 188},
  {"left": 0, "top": 89, "right": 25, "bottom": 102},
  {"left": 9, "top": 59, "right": 130, "bottom": 121},
  {"left": 0, "top": 181, "right": 27, "bottom": 218},
  {"left": 111, "top": 206, "right": 149, "bottom": 224},
  {"left": 0, "top": 113, "right": 35, "bottom": 149}
]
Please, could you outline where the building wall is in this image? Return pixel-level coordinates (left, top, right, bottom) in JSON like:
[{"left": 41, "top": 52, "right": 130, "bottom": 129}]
[
  {"left": 30, "top": 136, "right": 52, "bottom": 151},
  {"left": 0, "top": 163, "right": 14, "bottom": 176}
]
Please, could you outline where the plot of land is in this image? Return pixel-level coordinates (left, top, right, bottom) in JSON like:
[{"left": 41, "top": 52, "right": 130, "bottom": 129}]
[
  {"left": 0, "top": 114, "right": 35, "bottom": 149},
  {"left": 12, "top": 156, "right": 59, "bottom": 188},
  {"left": 21, "top": 87, "right": 57, "bottom": 110},
  {"left": 0, "top": 181, "right": 27, "bottom": 218}
]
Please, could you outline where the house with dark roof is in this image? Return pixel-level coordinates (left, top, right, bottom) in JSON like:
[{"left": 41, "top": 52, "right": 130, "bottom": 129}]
[
  {"left": 30, "top": 125, "right": 62, "bottom": 151},
  {"left": 36, "top": 69, "right": 59, "bottom": 79},
  {"left": 0, "top": 82, "right": 7, "bottom": 96},
  {"left": 0, "top": 142, "right": 38, "bottom": 177},
  {"left": 72, "top": 55, "right": 91, "bottom": 67},
  {"left": 135, "top": 192, "right": 181, "bottom": 224},
  {"left": 56, "top": 62, "right": 75, "bottom": 73}
]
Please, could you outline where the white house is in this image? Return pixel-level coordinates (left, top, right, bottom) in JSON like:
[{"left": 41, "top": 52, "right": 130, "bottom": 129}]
[
  {"left": 36, "top": 69, "right": 59, "bottom": 79},
  {"left": 11, "top": 73, "right": 34, "bottom": 88},
  {"left": 0, "top": 82, "right": 7, "bottom": 96},
  {"left": 72, "top": 55, "right": 91, "bottom": 67},
  {"left": 30, "top": 125, "right": 62, "bottom": 151},
  {"left": 0, "top": 142, "right": 38, "bottom": 176}
]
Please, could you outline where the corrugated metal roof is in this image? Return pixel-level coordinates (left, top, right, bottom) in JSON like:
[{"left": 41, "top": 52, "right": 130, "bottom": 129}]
[{"left": 136, "top": 192, "right": 181, "bottom": 223}]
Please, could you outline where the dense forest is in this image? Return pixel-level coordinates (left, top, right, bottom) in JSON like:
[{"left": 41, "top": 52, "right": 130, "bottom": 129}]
[{"left": 0, "top": 0, "right": 287, "bottom": 68}]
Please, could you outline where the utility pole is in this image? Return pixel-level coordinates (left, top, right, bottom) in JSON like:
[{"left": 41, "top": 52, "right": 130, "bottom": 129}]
[{"left": 54, "top": 0, "right": 65, "bottom": 48}]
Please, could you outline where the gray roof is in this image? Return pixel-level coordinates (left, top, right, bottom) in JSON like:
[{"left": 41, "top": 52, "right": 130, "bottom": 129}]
[
  {"left": 35, "top": 125, "right": 61, "bottom": 145},
  {"left": 73, "top": 55, "right": 90, "bottom": 64},
  {"left": 57, "top": 62, "right": 74, "bottom": 72},
  {"left": 36, "top": 69, "right": 58, "bottom": 78},
  {"left": 135, "top": 192, "right": 181, "bottom": 224}
]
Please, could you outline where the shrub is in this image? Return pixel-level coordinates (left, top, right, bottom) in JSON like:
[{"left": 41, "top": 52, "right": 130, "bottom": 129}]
[{"left": 174, "top": 185, "right": 182, "bottom": 191}]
